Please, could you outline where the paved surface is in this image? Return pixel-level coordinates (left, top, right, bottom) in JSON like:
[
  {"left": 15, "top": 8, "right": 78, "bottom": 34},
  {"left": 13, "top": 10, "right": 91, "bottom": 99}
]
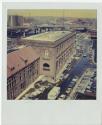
[{"left": 16, "top": 75, "right": 45, "bottom": 100}]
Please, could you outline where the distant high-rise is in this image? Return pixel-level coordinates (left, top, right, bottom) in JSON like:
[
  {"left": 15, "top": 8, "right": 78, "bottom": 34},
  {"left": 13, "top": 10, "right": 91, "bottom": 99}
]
[{"left": 7, "top": 15, "right": 24, "bottom": 27}]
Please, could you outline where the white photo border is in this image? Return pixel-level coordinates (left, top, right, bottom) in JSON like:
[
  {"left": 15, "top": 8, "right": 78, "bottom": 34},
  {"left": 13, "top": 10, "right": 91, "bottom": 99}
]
[{"left": 2, "top": 2, "right": 102, "bottom": 125}]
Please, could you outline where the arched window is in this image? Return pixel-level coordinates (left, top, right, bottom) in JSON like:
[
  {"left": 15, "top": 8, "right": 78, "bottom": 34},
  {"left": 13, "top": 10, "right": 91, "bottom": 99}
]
[
  {"left": 43, "top": 63, "right": 50, "bottom": 67},
  {"left": 56, "top": 61, "right": 59, "bottom": 70},
  {"left": 43, "top": 63, "right": 50, "bottom": 71}
]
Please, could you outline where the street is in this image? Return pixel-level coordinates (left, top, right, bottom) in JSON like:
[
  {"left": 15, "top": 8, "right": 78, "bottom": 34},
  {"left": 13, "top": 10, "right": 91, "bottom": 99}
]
[{"left": 35, "top": 54, "right": 95, "bottom": 100}]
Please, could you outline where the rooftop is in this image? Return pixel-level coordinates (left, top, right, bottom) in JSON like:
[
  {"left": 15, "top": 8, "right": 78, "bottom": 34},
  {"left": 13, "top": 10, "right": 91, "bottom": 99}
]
[
  {"left": 22, "top": 31, "right": 71, "bottom": 42},
  {"left": 7, "top": 46, "right": 39, "bottom": 78}
]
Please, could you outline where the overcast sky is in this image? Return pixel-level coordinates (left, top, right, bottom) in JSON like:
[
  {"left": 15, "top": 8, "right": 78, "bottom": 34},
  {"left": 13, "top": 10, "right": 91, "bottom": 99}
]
[{"left": 8, "top": 9, "right": 97, "bottom": 18}]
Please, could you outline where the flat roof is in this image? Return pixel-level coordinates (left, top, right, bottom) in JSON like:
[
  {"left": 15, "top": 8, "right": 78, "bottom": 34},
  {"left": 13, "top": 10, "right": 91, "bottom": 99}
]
[{"left": 22, "top": 31, "right": 71, "bottom": 42}]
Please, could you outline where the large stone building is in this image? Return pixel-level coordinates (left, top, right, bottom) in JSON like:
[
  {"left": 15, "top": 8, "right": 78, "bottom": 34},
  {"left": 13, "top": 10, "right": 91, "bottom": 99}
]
[
  {"left": 7, "top": 46, "right": 40, "bottom": 99},
  {"left": 21, "top": 31, "right": 76, "bottom": 80}
]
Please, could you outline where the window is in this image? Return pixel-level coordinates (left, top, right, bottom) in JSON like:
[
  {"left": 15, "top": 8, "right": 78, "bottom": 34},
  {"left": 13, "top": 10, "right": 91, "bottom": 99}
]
[
  {"left": 56, "top": 61, "right": 59, "bottom": 70},
  {"left": 28, "top": 66, "right": 32, "bottom": 76},
  {"left": 45, "top": 50, "right": 49, "bottom": 57},
  {"left": 20, "top": 73, "right": 23, "bottom": 80},
  {"left": 43, "top": 63, "right": 49, "bottom": 67},
  {"left": 8, "top": 79, "right": 11, "bottom": 85},
  {"left": 21, "top": 82, "right": 25, "bottom": 89},
  {"left": 24, "top": 71, "right": 26, "bottom": 78},
  {"left": 43, "top": 63, "right": 50, "bottom": 71},
  {"left": 12, "top": 76, "right": 16, "bottom": 85},
  {"left": 10, "top": 91, "right": 14, "bottom": 99},
  {"left": 57, "top": 46, "right": 59, "bottom": 53},
  {"left": 44, "top": 49, "right": 50, "bottom": 59}
]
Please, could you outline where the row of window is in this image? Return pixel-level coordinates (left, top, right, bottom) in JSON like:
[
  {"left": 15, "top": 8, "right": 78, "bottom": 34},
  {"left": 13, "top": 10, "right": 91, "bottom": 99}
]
[
  {"left": 7, "top": 61, "right": 39, "bottom": 90},
  {"left": 56, "top": 37, "right": 74, "bottom": 54},
  {"left": 56, "top": 45, "right": 74, "bottom": 70},
  {"left": 8, "top": 82, "right": 26, "bottom": 99},
  {"left": 7, "top": 59, "right": 39, "bottom": 99}
]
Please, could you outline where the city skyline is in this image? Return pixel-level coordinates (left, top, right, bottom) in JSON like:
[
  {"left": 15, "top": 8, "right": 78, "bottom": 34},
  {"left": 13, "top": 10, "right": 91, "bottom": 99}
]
[{"left": 8, "top": 9, "right": 97, "bottom": 19}]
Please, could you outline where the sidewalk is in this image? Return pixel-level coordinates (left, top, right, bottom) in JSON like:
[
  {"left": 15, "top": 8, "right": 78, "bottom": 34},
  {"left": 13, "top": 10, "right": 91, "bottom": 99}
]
[{"left": 15, "top": 75, "right": 45, "bottom": 100}]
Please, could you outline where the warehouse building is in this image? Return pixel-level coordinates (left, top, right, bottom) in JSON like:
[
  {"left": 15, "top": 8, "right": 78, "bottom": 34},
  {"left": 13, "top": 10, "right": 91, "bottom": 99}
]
[
  {"left": 21, "top": 31, "right": 76, "bottom": 80},
  {"left": 7, "top": 46, "right": 40, "bottom": 99},
  {"left": 7, "top": 15, "right": 24, "bottom": 27}
]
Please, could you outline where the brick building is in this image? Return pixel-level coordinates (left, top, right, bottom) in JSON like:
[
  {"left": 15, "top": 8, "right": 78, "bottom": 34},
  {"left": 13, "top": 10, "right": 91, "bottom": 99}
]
[
  {"left": 7, "top": 46, "right": 40, "bottom": 99},
  {"left": 21, "top": 31, "right": 76, "bottom": 80}
]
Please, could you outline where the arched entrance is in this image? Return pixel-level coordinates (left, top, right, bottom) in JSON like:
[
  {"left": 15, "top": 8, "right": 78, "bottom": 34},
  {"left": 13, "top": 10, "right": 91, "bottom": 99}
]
[{"left": 43, "top": 63, "right": 50, "bottom": 71}]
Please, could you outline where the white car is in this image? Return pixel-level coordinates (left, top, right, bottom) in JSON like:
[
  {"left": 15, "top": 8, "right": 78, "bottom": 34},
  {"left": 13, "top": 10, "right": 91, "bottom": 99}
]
[
  {"left": 28, "top": 88, "right": 44, "bottom": 98},
  {"left": 31, "top": 90, "right": 42, "bottom": 97},
  {"left": 38, "top": 87, "right": 46, "bottom": 93},
  {"left": 22, "top": 94, "right": 30, "bottom": 100},
  {"left": 66, "top": 88, "right": 72, "bottom": 94},
  {"left": 58, "top": 94, "right": 66, "bottom": 100},
  {"left": 63, "top": 74, "right": 69, "bottom": 79},
  {"left": 48, "top": 87, "right": 60, "bottom": 100},
  {"left": 83, "top": 54, "right": 87, "bottom": 57}
]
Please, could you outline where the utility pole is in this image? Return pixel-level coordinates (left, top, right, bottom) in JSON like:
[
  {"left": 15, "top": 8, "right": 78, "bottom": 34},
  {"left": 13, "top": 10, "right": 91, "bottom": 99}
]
[{"left": 62, "top": 9, "right": 65, "bottom": 31}]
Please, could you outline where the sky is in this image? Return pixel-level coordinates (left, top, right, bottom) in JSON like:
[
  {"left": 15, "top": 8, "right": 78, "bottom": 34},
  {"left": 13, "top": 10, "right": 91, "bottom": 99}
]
[{"left": 8, "top": 9, "right": 97, "bottom": 19}]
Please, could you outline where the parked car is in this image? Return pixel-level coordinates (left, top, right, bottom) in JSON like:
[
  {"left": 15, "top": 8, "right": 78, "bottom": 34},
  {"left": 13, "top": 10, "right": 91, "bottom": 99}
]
[
  {"left": 83, "top": 54, "right": 87, "bottom": 57},
  {"left": 22, "top": 94, "right": 30, "bottom": 100},
  {"left": 48, "top": 87, "right": 60, "bottom": 100},
  {"left": 63, "top": 69, "right": 69, "bottom": 74},
  {"left": 63, "top": 74, "right": 69, "bottom": 79},
  {"left": 39, "top": 87, "right": 46, "bottom": 92},
  {"left": 30, "top": 89, "right": 42, "bottom": 97},
  {"left": 58, "top": 94, "right": 66, "bottom": 100},
  {"left": 72, "top": 78, "right": 78, "bottom": 82},
  {"left": 69, "top": 81, "right": 76, "bottom": 88},
  {"left": 66, "top": 88, "right": 72, "bottom": 95}
]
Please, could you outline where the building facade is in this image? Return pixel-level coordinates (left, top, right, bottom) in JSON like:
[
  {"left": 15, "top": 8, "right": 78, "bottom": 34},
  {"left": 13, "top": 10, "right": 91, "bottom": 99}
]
[
  {"left": 7, "top": 38, "right": 17, "bottom": 51},
  {"left": 7, "top": 46, "right": 40, "bottom": 99},
  {"left": 7, "top": 15, "right": 24, "bottom": 27},
  {"left": 88, "top": 29, "right": 97, "bottom": 63},
  {"left": 21, "top": 31, "right": 76, "bottom": 80}
]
